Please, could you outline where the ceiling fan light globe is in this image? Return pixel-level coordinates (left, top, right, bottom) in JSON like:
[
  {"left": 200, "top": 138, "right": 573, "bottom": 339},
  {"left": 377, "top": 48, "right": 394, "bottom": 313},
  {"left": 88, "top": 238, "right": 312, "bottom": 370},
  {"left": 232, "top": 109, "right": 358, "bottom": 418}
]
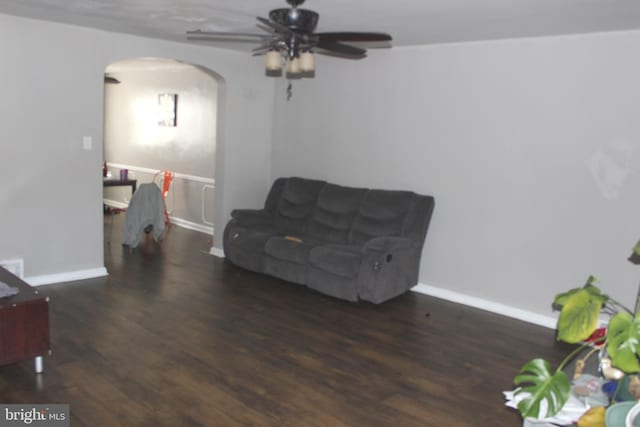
[
  {"left": 265, "top": 50, "right": 282, "bottom": 71},
  {"left": 287, "top": 57, "right": 302, "bottom": 74},
  {"left": 300, "top": 52, "right": 315, "bottom": 72}
]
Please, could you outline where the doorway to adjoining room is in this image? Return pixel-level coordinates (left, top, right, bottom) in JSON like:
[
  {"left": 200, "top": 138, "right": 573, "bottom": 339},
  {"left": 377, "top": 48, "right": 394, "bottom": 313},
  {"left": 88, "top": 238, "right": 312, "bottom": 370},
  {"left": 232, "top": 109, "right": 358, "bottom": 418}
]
[{"left": 102, "top": 57, "right": 221, "bottom": 253}]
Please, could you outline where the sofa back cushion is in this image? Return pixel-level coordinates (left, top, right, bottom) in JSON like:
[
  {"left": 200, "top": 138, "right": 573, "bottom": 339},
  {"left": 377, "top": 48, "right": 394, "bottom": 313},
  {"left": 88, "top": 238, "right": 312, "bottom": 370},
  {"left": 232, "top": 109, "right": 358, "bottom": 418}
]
[
  {"left": 307, "top": 183, "right": 367, "bottom": 244},
  {"left": 275, "top": 177, "right": 326, "bottom": 235},
  {"left": 264, "top": 177, "right": 288, "bottom": 214},
  {"left": 349, "top": 190, "right": 414, "bottom": 245}
]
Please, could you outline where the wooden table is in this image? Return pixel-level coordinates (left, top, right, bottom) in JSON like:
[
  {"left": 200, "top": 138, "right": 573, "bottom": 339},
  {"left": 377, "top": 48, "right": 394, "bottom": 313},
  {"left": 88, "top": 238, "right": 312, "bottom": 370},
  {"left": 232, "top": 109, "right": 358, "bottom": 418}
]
[
  {"left": 103, "top": 178, "right": 137, "bottom": 194},
  {"left": 0, "top": 267, "right": 50, "bottom": 373}
]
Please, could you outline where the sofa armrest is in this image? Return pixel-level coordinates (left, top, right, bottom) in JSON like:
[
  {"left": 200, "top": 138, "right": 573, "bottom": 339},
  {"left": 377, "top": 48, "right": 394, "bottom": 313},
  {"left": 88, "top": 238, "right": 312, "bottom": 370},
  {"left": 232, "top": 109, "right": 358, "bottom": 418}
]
[
  {"left": 230, "top": 209, "right": 275, "bottom": 227},
  {"left": 358, "top": 236, "right": 422, "bottom": 304},
  {"left": 363, "top": 236, "right": 415, "bottom": 253}
]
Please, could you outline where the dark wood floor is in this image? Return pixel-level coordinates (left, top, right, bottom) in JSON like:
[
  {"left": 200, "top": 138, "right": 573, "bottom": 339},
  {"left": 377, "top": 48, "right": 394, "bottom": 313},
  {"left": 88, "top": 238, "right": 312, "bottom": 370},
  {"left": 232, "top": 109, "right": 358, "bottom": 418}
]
[{"left": 0, "top": 213, "right": 569, "bottom": 426}]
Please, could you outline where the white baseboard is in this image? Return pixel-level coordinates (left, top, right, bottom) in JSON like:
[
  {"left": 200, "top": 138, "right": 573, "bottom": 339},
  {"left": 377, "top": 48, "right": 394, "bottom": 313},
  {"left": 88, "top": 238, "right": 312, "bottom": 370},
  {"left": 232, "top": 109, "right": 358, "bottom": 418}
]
[
  {"left": 103, "top": 198, "right": 127, "bottom": 209},
  {"left": 169, "top": 217, "right": 213, "bottom": 235},
  {"left": 26, "top": 267, "right": 108, "bottom": 287},
  {"left": 412, "top": 283, "right": 557, "bottom": 330},
  {"left": 103, "top": 200, "right": 214, "bottom": 236},
  {"left": 209, "top": 247, "right": 225, "bottom": 258}
]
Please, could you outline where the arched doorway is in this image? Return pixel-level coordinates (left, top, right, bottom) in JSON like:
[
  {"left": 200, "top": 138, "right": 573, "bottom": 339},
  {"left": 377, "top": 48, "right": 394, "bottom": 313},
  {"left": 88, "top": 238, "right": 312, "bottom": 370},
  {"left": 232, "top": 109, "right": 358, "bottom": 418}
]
[{"left": 102, "top": 57, "right": 225, "bottom": 252}]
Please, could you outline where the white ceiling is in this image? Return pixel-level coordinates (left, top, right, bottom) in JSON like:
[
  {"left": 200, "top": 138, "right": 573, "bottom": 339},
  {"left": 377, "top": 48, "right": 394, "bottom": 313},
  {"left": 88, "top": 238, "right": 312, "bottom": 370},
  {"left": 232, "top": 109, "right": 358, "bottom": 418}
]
[{"left": 2, "top": 0, "right": 640, "bottom": 50}]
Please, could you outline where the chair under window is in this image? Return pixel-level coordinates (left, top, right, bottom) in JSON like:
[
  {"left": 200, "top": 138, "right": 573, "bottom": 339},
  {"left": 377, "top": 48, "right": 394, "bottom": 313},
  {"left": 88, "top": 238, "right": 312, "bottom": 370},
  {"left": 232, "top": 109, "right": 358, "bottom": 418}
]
[
  {"left": 106, "top": 170, "right": 173, "bottom": 245},
  {"left": 122, "top": 183, "right": 166, "bottom": 248},
  {"left": 153, "top": 170, "right": 174, "bottom": 226}
]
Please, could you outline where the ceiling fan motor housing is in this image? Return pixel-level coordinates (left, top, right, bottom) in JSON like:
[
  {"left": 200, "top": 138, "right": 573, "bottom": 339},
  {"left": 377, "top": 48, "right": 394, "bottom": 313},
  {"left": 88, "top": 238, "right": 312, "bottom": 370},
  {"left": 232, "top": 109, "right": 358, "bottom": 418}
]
[
  {"left": 269, "top": 8, "right": 319, "bottom": 32},
  {"left": 286, "top": 0, "right": 306, "bottom": 7}
]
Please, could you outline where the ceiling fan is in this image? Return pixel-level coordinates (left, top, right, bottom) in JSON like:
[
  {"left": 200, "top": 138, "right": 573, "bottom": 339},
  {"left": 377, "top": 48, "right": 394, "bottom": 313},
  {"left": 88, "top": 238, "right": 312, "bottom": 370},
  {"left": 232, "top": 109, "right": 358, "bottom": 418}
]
[{"left": 186, "top": 0, "right": 392, "bottom": 76}]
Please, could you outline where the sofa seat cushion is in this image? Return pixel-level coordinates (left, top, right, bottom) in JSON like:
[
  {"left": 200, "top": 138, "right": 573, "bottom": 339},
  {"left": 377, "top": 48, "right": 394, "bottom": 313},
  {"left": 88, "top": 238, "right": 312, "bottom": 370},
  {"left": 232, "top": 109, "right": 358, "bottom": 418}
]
[
  {"left": 265, "top": 236, "right": 318, "bottom": 265},
  {"left": 308, "top": 244, "right": 363, "bottom": 279}
]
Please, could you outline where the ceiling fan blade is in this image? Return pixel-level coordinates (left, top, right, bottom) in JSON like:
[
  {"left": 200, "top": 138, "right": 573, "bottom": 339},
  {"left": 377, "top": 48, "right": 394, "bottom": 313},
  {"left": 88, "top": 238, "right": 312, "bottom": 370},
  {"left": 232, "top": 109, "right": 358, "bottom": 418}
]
[
  {"left": 187, "top": 30, "right": 270, "bottom": 40},
  {"left": 256, "top": 17, "right": 291, "bottom": 35},
  {"left": 257, "top": 24, "right": 278, "bottom": 34},
  {"left": 252, "top": 43, "right": 275, "bottom": 56},
  {"left": 316, "top": 32, "right": 392, "bottom": 42},
  {"left": 316, "top": 40, "right": 367, "bottom": 58},
  {"left": 253, "top": 43, "right": 272, "bottom": 52}
]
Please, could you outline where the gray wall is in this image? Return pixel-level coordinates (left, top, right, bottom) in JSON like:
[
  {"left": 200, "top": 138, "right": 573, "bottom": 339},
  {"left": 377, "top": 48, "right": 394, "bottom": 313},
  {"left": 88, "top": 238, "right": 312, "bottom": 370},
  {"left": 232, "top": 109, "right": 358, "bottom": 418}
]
[
  {"left": 104, "top": 60, "right": 217, "bottom": 178},
  {"left": 271, "top": 30, "right": 640, "bottom": 320},
  {"left": 0, "top": 13, "right": 275, "bottom": 279},
  {"left": 5, "top": 9, "right": 638, "bottom": 323}
]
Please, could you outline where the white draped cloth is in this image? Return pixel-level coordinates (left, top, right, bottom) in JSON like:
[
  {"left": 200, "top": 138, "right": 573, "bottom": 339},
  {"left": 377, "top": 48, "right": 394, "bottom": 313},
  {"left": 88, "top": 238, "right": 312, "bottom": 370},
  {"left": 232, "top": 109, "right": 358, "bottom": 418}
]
[{"left": 122, "top": 183, "right": 166, "bottom": 248}]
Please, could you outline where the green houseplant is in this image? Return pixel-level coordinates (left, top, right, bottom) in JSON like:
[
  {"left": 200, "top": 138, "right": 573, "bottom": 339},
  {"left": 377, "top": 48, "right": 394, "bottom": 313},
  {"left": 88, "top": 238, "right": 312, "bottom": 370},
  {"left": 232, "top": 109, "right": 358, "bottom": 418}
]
[{"left": 512, "top": 242, "right": 640, "bottom": 419}]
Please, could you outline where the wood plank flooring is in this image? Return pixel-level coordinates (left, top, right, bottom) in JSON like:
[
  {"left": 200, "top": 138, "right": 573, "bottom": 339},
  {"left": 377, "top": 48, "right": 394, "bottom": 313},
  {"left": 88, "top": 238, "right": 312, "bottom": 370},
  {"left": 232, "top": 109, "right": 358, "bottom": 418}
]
[{"left": 0, "top": 213, "right": 569, "bottom": 426}]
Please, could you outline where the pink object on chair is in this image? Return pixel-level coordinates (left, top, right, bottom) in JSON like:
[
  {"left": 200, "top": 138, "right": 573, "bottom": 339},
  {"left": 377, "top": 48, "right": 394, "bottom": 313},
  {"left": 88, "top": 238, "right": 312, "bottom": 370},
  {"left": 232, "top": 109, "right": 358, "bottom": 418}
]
[{"left": 154, "top": 170, "right": 174, "bottom": 226}]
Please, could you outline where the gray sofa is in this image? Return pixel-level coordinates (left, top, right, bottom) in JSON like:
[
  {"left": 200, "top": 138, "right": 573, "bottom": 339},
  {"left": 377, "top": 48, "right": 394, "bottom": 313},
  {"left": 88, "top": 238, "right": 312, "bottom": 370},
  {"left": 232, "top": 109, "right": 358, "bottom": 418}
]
[{"left": 222, "top": 177, "right": 435, "bottom": 303}]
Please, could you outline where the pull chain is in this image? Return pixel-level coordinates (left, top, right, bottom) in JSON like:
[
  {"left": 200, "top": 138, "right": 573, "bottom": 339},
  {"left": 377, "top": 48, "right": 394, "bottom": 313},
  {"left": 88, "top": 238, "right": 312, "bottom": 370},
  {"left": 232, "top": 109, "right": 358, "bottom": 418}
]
[{"left": 287, "top": 81, "right": 293, "bottom": 101}]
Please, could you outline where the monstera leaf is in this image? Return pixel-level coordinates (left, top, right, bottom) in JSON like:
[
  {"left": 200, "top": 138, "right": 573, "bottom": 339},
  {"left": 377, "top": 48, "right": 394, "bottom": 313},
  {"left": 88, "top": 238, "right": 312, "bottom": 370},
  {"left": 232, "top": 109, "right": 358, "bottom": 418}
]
[
  {"left": 606, "top": 311, "right": 640, "bottom": 372},
  {"left": 514, "top": 358, "right": 571, "bottom": 418},
  {"left": 510, "top": 241, "right": 640, "bottom": 422},
  {"left": 554, "top": 280, "right": 608, "bottom": 344}
]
